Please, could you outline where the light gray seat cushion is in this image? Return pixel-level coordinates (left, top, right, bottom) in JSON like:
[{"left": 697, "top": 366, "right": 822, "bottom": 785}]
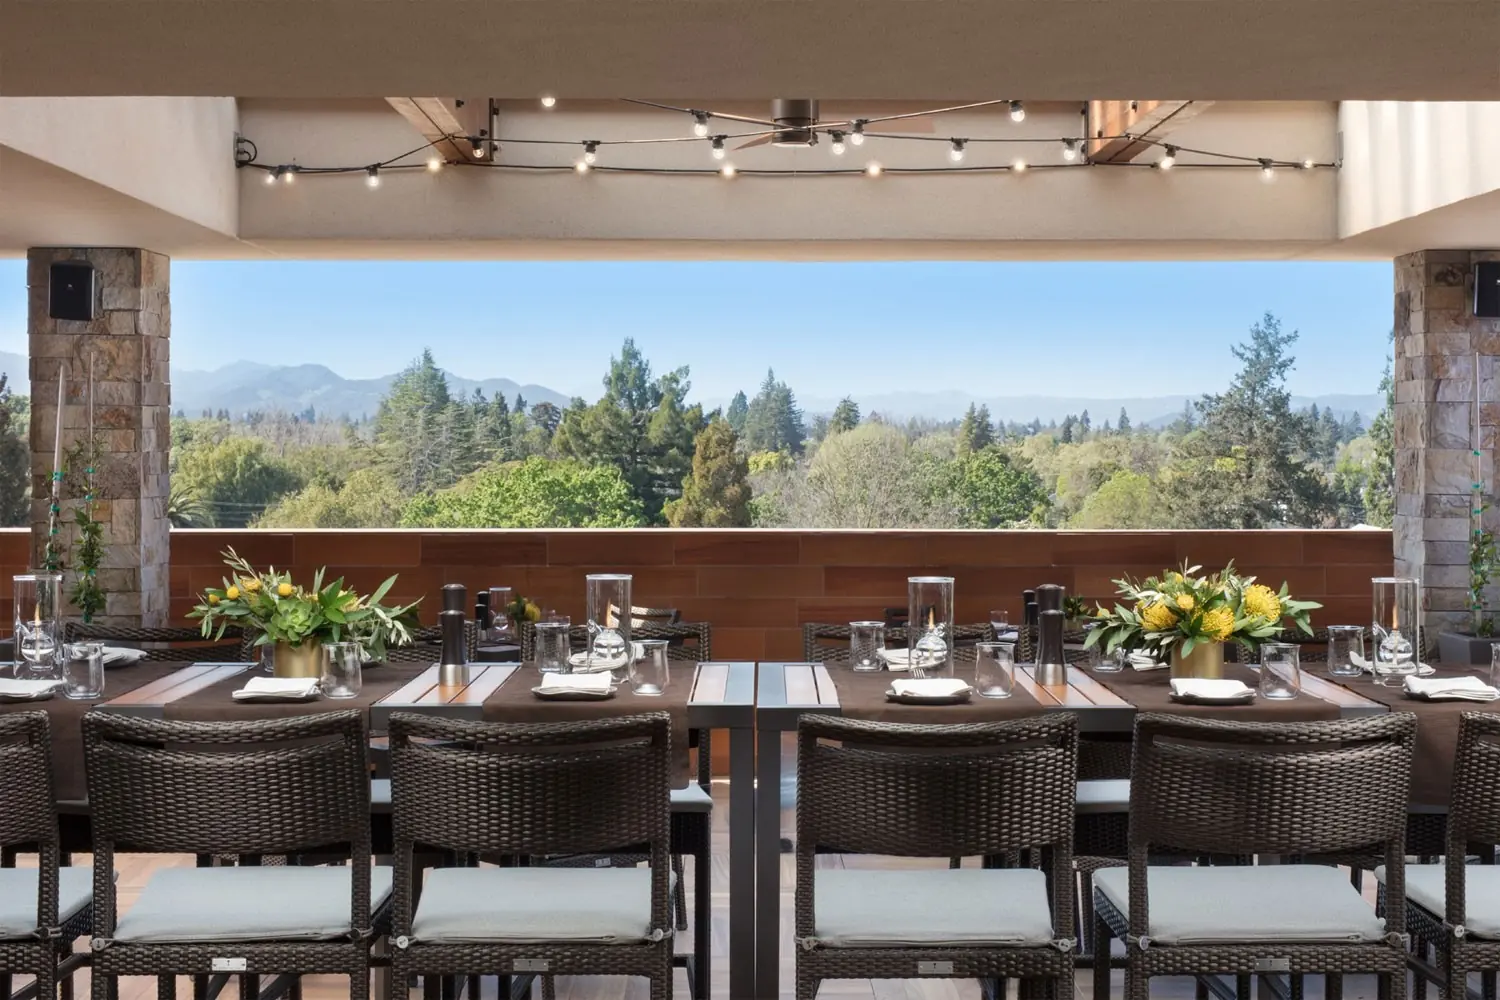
[
  {"left": 0, "top": 867, "right": 94, "bottom": 940},
  {"left": 412, "top": 867, "right": 668, "bottom": 944},
  {"left": 671, "top": 783, "right": 714, "bottom": 814},
  {"left": 115, "top": 865, "right": 393, "bottom": 943},
  {"left": 1376, "top": 863, "right": 1500, "bottom": 939},
  {"left": 1076, "top": 779, "right": 1131, "bottom": 815},
  {"left": 812, "top": 868, "right": 1056, "bottom": 948},
  {"left": 1095, "top": 865, "right": 1385, "bottom": 945}
]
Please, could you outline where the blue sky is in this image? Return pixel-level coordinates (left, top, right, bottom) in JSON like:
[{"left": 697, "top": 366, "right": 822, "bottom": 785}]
[{"left": 0, "top": 259, "right": 1392, "bottom": 402}]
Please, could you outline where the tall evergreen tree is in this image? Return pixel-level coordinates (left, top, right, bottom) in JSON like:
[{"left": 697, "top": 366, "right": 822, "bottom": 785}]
[
  {"left": 725, "top": 391, "right": 749, "bottom": 435},
  {"left": 829, "top": 397, "right": 861, "bottom": 434},
  {"left": 742, "top": 369, "right": 806, "bottom": 454},
  {"left": 1363, "top": 348, "right": 1395, "bottom": 527},
  {"left": 376, "top": 349, "right": 458, "bottom": 494},
  {"left": 665, "top": 418, "right": 752, "bottom": 526},
  {"left": 1117, "top": 407, "right": 1132, "bottom": 435}
]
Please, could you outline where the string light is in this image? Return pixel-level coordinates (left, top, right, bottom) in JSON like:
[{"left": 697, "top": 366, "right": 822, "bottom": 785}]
[
  {"left": 1300, "top": 158, "right": 1315, "bottom": 170},
  {"left": 691, "top": 111, "right": 710, "bottom": 137},
  {"left": 1011, "top": 158, "right": 1028, "bottom": 173},
  {"left": 1009, "top": 101, "right": 1026, "bottom": 123},
  {"left": 264, "top": 168, "right": 277, "bottom": 185},
  {"left": 426, "top": 156, "right": 443, "bottom": 172},
  {"left": 574, "top": 157, "right": 591, "bottom": 174},
  {"left": 1061, "top": 139, "right": 1079, "bottom": 162},
  {"left": 1259, "top": 158, "right": 1276, "bottom": 181},
  {"left": 582, "top": 141, "right": 598, "bottom": 165},
  {"left": 540, "top": 95, "right": 557, "bottom": 109},
  {"left": 282, "top": 165, "right": 297, "bottom": 184},
  {"left": 948, "top": 138, "right": 967, "bottom": 163},
  {"left": 865, "top": 161, "right": 882, "bottom": 177},
  {"left": 710, "top": 136, "right": 726, "bottom": 160},
  {"left": 851, "top": 121, "right": 867, "bottom": 146},
  {"left": 365, "top": 165, "right": 380, "bottom": 188},
  {"left": 469, "top": 138, "right": 486, "bottom": 158},
  {"left": 1157, "top": 145, "right": 1177, "bottom": 170},
  {"left": 720, "top": 162, "right": 737, "bottom": 179},
  {"left": 829, "top": 131, "right": 847, "bottom": 156}
]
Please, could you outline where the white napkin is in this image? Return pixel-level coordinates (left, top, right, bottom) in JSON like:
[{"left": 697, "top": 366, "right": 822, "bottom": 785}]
[
  {"left": 1130, "top": 653, "right": 1167, "bottom": 671},
  {"left": 536, "top": 672, "right": 615, "bottom": 694},
  {"left": 100, "top": 646, "right": 147, "bottom": 667},
  {"left": 231, "top": 676, "right": 320, "bottom": 701},
  {"left": 1404, "top": 675, "right": 1500, "bottom": 702},
  {"left": 0, "top": 678, "right": 65, "bottom": 698},
  {"left": 1351, "top": 652, "right": 1436, "bottom": 677},
  {"left": 1169, "top": 678, "right": 1255, "bottom": 701},
  {"left": 567, "top": 651, "right": 627, "bottom": 672},
  {"left": 877, "top": 649, "right": 916, "bottom": 671},
  {"left": 889, "top": 678, "right": 972, "bottom": 698}
]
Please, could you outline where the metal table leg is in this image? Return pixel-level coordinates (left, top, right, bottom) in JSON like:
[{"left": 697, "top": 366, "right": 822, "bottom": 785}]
[{"left": 729, "top": 723, "right": 757, "bottom": 1000}]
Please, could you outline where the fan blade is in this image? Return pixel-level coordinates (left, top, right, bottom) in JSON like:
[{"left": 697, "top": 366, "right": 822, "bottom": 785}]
[{"left": 734, "top": 134, "right": 775, "bottom": 150}]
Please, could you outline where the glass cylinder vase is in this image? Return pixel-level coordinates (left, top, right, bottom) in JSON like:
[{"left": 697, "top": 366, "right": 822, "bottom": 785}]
[
  {"left": 908, "top": 576, "right": 955, "bottom": 678},
  {"left": 585, "top": 574, "right": 632, "bottom": 668},
  {"left": 487, "top": 586, "right": 515, "bottom": 643},
  {"left": 13, "top": 572, "right": 63, "bottom": 676},
  {"left": 1371, "top": 576, "right": 1421, "bottom": 684}
]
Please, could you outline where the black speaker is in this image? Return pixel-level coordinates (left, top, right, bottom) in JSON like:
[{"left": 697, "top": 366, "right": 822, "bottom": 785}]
[
  {"left": 48, "top": 262, "right": 97, "bottom": 321},
  {"left": 1477, "top": 261, "right": 1500, "bottom": 319}
]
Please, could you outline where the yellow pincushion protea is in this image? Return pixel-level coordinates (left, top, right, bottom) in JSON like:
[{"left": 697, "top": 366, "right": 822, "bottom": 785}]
[
  {"left": 1140, "top": 602, "right": 1178, "bottom": 632},
  {"left": 1199, "top": 606, "right": 1236, "bottom": 642},
  {"left": 1175, "top": 593, "right": 1196, "bottom": 612},
  {"left": 1242, "top": 584, "right": 1282, "bottom": 622}
]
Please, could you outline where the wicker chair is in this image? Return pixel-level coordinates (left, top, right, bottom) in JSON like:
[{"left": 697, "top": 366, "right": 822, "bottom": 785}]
[
  {"left": 65, "top": 623, "right": 245, "bottom": 662},
  {"left": 386, "top": 712, "right": 675, "bottom": 1000},
  {"left": 82, "top": 710, "right": 388, "bottom": 1000},
  {"left": 1092, "top": 712, "right": 1417, "bottom": 1000},
  {"left": 794, "top": 713, "right": 1079, "bottom": 1000},
  {"left": 1381, "top": 712, "right": 1500, "bottom": 999},
  {"left": 0, "top": 712, "right": 93, "bottom": 1000},
  {"left": 631, "top": 606, "right": 681, "bottom": 626},
  {"left": 800, "top": 622, "right": 996, "bottom": 665}
]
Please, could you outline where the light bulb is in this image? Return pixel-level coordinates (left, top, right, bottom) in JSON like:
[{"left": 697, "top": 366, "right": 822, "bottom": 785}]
[
  {"left": 851, "top": 121, "right": 866, "bottom": 146},
  {"left": 1158, "top": 146, "right": 1176, "bottom": 170},
  {"left": 711, "top": 136, "right": 726, "bottom": 160},
  {"left": 583, "top": 141, "right": 598, "bottom": 165},
  {"left": 575, "top": 158, "right": 591, "bottom": 174},
  {"left": 365, "top": 166, "right": 380, "bottom": 188},
  {"left": 720, "top": 162, "right": 737, "bottom": 178},
  {"left": 1061, "top": 139, "right": 1079, "bottom": 162},
  {"left": 264, "top": 169, "right": 278, "bottom": 186},
  {"left": 692, "top": 112, "right": 710, "bottom": 138},
  {"left": 1009, "top": 100, "right": 1026, "bottom": 123},
  {"left": 540, "top": 95, "right": 557, "bottom": 108},
  {"left": 426, "top": 156, "right": 443, "bottom": 172},
  {"left": 283, "top": 166, "right": 296, "bottom": 183},
  {"left": 1259, "top": 158, "right": 1276, "bottom": 182},
  {"left": 948, "top": 139, "right": 966, "bottom": 163},
  {"left": 865, "top": 160, "right": 882, "bottom": 177},
  {"left": 1011, "top": 157, "right": 1028, "bottom": 173},
  {"left": 470, "top": 138, "right": 486, "bottom": 158},
  {"left": 1300, "top": 158, "right": 1315, "bottom": 170},
  {"left": 830, "top": 131, "right": 846, "bottom": 155}
]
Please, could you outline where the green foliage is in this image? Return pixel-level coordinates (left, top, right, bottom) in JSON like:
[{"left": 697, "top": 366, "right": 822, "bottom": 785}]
[
  {"left": 742, "top": 369, "right": 806, "bottom": 455},
  {"left": 175, "top": 436, "right": 303, "bottom": 528},
  {"left": 952, "top": 446, "right": 1046, "bottom": 527},
  {"left": 957, "top": 404, "right": 995, "bottom": 455},
  {"left": 725, "top": 391, "right": 749, "bottom": 435},
  {"left": 1362, "top": 348, "right": 1395, "bottom": 528},
  {"left": 62, "top": 440, "right": 106, "bottom": 623},
  {"left": 256, "top": 468, "right": 406, "bottom": 528},
  {"left": 666, "top": 419, "right": 752, "bottom": 527},
  {"left": 374, "top": 349, "right": 486, "bottom": 494},
  {"left": 402, "top": 458, "right": 647, "bottom": 528},
  {"left": 167, "top": 485, "right": 211, "bottom": 528},
  {"left": 0, "top": 374, "right": 27, "bottom": 527},
  {"left": 829, "top": 397, "right": 861, "bottom": 435},
  {"left": 1071, "top": 470, "right": 1160, "bottom": 529}
]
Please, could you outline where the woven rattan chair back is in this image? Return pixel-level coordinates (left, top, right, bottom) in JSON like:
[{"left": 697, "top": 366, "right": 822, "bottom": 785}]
[
  {"left": 66, "top": 623, "right": 246, "bottom": 662},
  {"left": 0, "top": 711, "right": 55, "bottom": 850},
  {"left": 1130, "top": 712, "right": 1416, "bottom": 859},
  {"left": 388, "top": 711, "right": 672, "bottom": 858},
  {"left": 631, "top": 606, "right": 681, "bottom": 626},
  {"left": 82, "top": 710, "right": 372, "bottom": 858},
  {"left": 802, "top": 622, "right": 996, "bottom": 665},
  {"left": 797, "top": 713, "right": 1079, "bottom": 859},
  {"left": 520, "top": 620, "right": 710, "bottom": 663}
]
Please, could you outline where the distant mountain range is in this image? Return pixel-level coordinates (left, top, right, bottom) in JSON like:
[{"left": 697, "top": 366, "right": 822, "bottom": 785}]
[{"left": 0, "top": 350, "right": 1382, "bottom": 426}]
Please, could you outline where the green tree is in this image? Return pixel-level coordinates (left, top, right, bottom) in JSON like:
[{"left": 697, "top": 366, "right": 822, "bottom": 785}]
[
  {"left": 665, "top": 418, "right": 752, "bottom": 526},
  {"left": 255, "top": 467, "right": 405, "bottom": 527},
  {"left": 0, "top": 374, "right": 28, "bottom": 527},
  {"left": 742, "top": 369, "right": 806, "bottom": 455},
  {"left": 1363, "top": 348, "right": 1395, "bottom": 527},
  {"left": 402, "top": 458, "right": 647, "bottom": 528},
  {"left": 175, "top": 436, "right": 302, "bottom": 527},
  {"left": 952, "top": 446, "right": 1047, "bottom": 527},
  {"left": 1071, "top": 470, "right": 1159, "bottom": 529},
  {"left": 1162, "top": 312, "right": 1333, "bottom": 528},
  {"left": 1117, "top": 407, "right": 1132, "bottom": 435},
  {"left": 725, "top": 391, "right": 749, "bottom": 435},
  {"left": 375, "top": 349, "right": 461, "bottom": 494},
  {"left": 829, "top": 397, "right": 861, "bottom": 435},
  {"left": 957, "top": 403, "right": 995, "bottom": 455}
]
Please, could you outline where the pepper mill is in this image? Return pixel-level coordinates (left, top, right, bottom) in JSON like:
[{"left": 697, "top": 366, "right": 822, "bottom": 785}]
[
  {"left": 438, "top": 609, "right": 469, "bottom": 685},
  {"left": 1036, "top": 609, "right": 1067, "bottom": 686},
  {"left": 1035, "top": 584, "right": 1065, "bottom": 614},
  {"left": 441, "top": 583, "right": 467, "bottom": 614},
  {"left": 475, "top": 591, "right": 492, "bottom": 631}
]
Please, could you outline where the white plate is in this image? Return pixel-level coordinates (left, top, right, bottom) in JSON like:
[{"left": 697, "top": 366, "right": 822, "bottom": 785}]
[
  {"left": 885, "top": 689, "right": 972, "bottom": 705},
  {"left": 532, "top": 685, "right": 618, "bottom": 701},
  {"left": 0, "top": 683, "right": 61, "bottom": 703}
]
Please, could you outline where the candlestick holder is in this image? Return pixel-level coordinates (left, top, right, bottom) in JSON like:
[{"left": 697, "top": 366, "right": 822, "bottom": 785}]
[
  {"left": 908, "top": 576, "right": 955, "bottom": 677},
  {"left": 13, "top": 573, "right": 63, "bottom": 676}
]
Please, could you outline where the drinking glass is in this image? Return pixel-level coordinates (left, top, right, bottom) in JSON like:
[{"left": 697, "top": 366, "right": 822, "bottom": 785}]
[
  {"left": 534, "top": 619, "right": 572, "bottom": 673},
  {"left": 586, "top": 574, "right": 632, "bottom": 666},
  {"left": 487, "top": 587, "right": 515, "bottom": 643},
  {"left": 974, "top": 641, "right": 1015, "bottom": 699},
  {"left": 61, "top": 642, "right": 104, "bottom": 700},
  {"left": 849, "top": 621, "right": 886, "bottom": 671},
  {"left": 1372, "top": 576, "right": 1420, "bottom": 685},
  {"left": 908, "top": 576, "right": 955, "bottom": 677},
  {"left": 629, "top": 639, "right": 670, "bottom": 695},
  {"left": 13, "top": 573, "right": 62, "bottom": 675},
  {"left": 1085, "top": 624, "right": 1125, "bottom": 673},
  {"left": 320, "top": 641, "right": 363, "bottom": 699},
  {"left": 1326, "top": 625, "right": 1366, "bottom": 678},
  {"left": 1259, "top": 643, "right": 1302, "bottom": 700},
  {"left": 989, "top": 610, "right": 1017, "bottom": 646}
]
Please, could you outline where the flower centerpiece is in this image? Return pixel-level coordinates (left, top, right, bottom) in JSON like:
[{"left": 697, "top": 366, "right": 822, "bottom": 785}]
[
  {"left": 1083, "top": 562, "right": 1320, "bottom": 679},
  {"left": 188, "top": 548, "right": 421, "bottom": 678},
  {"left": 505, "top": 593, "right": 543, "bottom": 632}
]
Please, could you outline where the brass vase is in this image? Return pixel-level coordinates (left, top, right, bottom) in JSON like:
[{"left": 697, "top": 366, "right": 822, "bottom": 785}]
[
  {"left": 273, "top": 640, "right": 323, "bottom": 679},
  {"left": 1170, "top": 642, "right": 1225, "bottom": 680}
]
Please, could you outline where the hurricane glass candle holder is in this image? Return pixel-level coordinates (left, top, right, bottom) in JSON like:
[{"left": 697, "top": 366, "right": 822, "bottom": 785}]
[
  {"left": 13, "top": 573, "right": 62, "bottom": 676},
  {"left": 908, "top": 576, "right": 955, "bottom": 677},
  {"left": 585, "top": 573, "right": 632, "bottom": 667},
  {"left": 1371, "top": 576, "right": 1420, "bottom": 684}
]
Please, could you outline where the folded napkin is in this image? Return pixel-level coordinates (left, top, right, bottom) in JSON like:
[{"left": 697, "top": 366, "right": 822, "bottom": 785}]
[
  {"left": 889, "top": 678, "right": 972, "bottom": 698},
  {"left": 1169, "top": 678, "right": 1255, "bottom": 700},
  {"left": 0, "top": 678, "right": 65, "bottom": 698},
  {"left": 1130, "top": 653, "right": 1167, "bottom": 671},
  {"left": 536, "top": 672, "right": 615, "bottom": 694},
  {"left": 1351, "top": 651, "right": 1435, "bottom": 676},
  {"left": 567, "top": 651, "right": 628, "bottom": 672},
  {"left": 1404, "top": 675, "right": 1500, "bottom": 702},
  {"left": 231, "top": 676, "right": 320, "bottom": 701},
  {"left": 100, "top": 646, "right": 148, "bottom": 667}
]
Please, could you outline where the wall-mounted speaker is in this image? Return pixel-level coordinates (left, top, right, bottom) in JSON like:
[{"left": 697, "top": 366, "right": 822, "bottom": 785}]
[
  {"left": 1477, "top": 261, "right": 1500, "bottom": 319},
  {"left": 48, "top": 262, "right": 98, "bottom": 321}
]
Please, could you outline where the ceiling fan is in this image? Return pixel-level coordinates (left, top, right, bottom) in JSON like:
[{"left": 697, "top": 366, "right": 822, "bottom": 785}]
[{"left": 727, "top": 99, "right": 938, "bottom": 150}]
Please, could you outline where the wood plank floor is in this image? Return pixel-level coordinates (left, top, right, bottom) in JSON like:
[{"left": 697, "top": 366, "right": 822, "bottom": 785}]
[{"left": 12, "top": 781, "right": 1404, "bottom": 998}]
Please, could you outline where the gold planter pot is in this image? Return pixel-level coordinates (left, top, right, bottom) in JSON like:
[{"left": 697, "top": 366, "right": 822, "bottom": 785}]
[
  {"left": 1170, "top": 642, "right": 1225, "bottom": 680},
  {"left": 273, "top": 640, "right": 324, "bottom": 679}
]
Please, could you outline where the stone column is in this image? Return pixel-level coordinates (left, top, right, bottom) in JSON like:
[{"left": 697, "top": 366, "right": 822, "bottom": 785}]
[
  {"left": 27, "top": 247, "right": 170, "bottom": 625},
  {"left": 1393, "top": 249, "right": 1500, "bottom": 644}
]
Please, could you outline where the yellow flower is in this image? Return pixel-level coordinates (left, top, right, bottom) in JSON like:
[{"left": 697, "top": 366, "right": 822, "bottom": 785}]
[
  {"left": 1140, "top": 602, "right": 1177, "bottom": 631},
  {"left": 207, "top": 593, "right": 220, "bottom": 606},
  {"left": 1243, "top": 584, "right": 1282, "bottom": 622},
  {"left": 277, "top": 582, "right": 294, "bottom": 597},
  {"left": 243, "top": 578, "right": 262, "bottom": 593},
  {"left": 1175, "top": 593, "right": 1196, "bottom": 612},
  {"left": 525, "top": 602, "right": 541, "bottom": 622},
  {"left": 1200, "top": 606, "right": 1236, "bottom": 642},
  {"left": 225, "top": 585, "right": 240, "bottom": 601}
]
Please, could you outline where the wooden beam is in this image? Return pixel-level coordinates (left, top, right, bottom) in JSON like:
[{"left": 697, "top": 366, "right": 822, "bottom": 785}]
[
  {"left": 385, "top": 97, "right": 490, "bottom": 162},
  {"left": 1087, "top": 100, "right": 1212, "bottom": 162}
]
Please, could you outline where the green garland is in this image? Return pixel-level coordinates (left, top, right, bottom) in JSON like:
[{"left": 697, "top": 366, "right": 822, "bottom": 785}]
[{"left": 63, "top": 440, "right": 105, "bottom": 623}]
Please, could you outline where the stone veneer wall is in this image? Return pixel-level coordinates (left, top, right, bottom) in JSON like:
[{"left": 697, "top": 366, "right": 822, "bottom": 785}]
[
  {"left": 25, "top": 248, "right": 171, "bottom": 624},
  {"left": 1393, "top": 250, "right": 1500, "bottom": 639}
]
